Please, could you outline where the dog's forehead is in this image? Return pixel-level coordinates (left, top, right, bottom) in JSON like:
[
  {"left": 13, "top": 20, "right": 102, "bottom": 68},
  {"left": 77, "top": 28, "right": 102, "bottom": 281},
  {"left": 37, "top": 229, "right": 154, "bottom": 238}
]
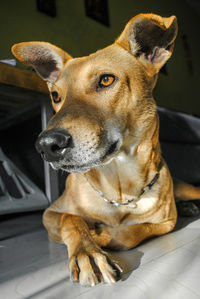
[{"left": 62, "top": 45, "right": 139, "bottom": 78}]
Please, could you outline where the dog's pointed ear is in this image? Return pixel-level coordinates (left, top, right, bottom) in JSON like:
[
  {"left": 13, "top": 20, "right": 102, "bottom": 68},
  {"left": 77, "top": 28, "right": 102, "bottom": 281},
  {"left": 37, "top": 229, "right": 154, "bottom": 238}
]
[
  {"left": 12, "top": 42, "right": 72, "bottom": 83},
  {"left": 116, "top": 13, "right": 178, "bottom": 75}
]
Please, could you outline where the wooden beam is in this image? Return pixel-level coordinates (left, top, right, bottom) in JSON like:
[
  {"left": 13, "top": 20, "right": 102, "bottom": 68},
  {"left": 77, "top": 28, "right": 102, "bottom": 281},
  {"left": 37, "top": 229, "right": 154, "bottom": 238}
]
[{"left": 0, "top": 63, "right": 48, "bottom": 94}]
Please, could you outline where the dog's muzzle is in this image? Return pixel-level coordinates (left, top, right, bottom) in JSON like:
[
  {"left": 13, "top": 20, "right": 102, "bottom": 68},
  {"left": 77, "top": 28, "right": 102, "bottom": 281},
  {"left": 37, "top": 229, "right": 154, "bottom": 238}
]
[
  {"left": 35, "top": 126, "right": 122, "bottom": 173},
  {"left": 35, "top": 129, "right": 73, "bottom": 162}
]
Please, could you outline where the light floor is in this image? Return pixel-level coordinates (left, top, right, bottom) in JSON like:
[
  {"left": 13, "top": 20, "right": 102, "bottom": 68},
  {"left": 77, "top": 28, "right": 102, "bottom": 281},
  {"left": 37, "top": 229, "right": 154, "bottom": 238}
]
[{"left": 1, "top": 212, "right": 200, "bottom": 299}]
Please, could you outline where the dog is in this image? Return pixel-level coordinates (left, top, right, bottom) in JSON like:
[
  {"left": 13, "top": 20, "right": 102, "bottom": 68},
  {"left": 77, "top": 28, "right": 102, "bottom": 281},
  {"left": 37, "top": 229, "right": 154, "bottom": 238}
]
[{"left": 12, "top": 13, "right": 200, "bottom": 286}]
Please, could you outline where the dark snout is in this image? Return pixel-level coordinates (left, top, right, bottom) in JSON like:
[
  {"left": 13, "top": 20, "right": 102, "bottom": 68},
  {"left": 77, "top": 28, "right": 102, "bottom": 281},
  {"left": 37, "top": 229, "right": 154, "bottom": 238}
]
[{"left": 35, "top": 129, "right": 73, "bottom": 162}]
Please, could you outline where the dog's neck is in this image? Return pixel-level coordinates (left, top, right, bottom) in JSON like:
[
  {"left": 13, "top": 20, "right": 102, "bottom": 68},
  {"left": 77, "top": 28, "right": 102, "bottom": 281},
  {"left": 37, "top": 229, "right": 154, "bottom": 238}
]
[{"left": 84, "top": 114, "right": 161, "bottom": 206}]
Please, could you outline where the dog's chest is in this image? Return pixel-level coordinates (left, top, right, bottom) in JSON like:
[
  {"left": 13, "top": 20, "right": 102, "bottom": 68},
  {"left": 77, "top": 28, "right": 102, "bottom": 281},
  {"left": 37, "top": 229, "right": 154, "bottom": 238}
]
[
  {"left": 65, "top": 171, "right": 161, "bottom": 227},
  {"left": 83, "top": 155, "right": 142, "bottom": 206},
  {"left": 80, "top": 187, "right": 160, "bottom": 227}
]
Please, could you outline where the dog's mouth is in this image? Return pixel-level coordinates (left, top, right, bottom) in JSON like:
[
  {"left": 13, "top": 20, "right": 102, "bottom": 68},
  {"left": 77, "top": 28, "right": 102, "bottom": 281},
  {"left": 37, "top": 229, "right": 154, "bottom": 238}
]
[
  {"left": 60, "top": 163, "right": 98, "bottom": 173},
  {"left": 51, "top": 139, "right": 120, "bottom": 173},
  {"left": 105, "top": 140, "right": 119, "bottom": 156}
]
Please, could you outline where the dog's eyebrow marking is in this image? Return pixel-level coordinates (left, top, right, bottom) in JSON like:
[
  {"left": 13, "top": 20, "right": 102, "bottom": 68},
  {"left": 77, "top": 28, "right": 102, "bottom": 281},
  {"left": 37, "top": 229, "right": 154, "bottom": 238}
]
[{"left": 125, "top": 76, "right": 131, "bottom": 92}]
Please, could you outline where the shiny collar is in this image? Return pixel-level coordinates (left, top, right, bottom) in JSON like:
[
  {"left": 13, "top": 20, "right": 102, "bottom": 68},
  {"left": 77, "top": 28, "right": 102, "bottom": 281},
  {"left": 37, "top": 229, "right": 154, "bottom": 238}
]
[{"left": 85, "top": 160, "right": 163, "bottom": 207}]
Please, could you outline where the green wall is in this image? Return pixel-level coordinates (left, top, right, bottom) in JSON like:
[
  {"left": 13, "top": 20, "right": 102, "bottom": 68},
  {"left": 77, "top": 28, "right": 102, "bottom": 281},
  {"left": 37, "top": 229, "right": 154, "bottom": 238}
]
[{"left": 1, "top": 0, "right": 200, "bottom": 115}]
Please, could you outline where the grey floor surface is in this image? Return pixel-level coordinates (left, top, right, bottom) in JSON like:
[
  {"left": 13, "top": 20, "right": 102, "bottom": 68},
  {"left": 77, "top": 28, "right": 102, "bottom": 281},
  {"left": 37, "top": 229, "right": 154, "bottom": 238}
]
[{"left": 1, "top": 211, "right": 200, "bottom": 299}]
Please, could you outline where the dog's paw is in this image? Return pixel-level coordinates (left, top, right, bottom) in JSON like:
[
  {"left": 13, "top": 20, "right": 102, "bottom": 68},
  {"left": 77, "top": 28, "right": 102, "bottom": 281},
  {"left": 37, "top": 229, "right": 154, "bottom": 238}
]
[
  {"left": 69, "top": 249, "right": 122, "bottom": 287},
  {"left": 176, "top": 201, "right": 200, "bottom": 217}
]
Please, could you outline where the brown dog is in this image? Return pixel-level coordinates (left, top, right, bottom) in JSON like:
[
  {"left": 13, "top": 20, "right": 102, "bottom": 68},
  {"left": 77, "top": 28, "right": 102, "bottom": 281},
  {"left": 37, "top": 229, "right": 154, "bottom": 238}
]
[{"left": 12, "top": 13, "right": 200, "bottom": 286}]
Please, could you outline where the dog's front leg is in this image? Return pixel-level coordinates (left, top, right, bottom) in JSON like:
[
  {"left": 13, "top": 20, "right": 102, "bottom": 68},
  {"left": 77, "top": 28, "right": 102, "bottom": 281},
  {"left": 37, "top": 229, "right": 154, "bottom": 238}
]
[
  {"left": 91, "top": 219, "right": 176, "bottom": 251},
  {"left": 43, "top": 209, "right": 122, "bottom": 286}
]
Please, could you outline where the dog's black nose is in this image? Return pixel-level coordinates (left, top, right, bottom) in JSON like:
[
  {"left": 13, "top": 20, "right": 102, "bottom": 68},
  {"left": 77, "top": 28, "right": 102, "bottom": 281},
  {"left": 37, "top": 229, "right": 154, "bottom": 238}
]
[{"left": 35, "top": 129, "right": 72, "bottom": 162}]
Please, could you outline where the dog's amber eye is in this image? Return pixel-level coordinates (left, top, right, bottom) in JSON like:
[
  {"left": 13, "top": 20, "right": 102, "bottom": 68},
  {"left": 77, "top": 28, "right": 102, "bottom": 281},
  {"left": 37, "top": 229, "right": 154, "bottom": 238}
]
[
  {"left": 51, "top": 91, "right": 61, "bottom": 103},
  {"left": 99, "top": 75, "right": 115, "bottom": 88}
]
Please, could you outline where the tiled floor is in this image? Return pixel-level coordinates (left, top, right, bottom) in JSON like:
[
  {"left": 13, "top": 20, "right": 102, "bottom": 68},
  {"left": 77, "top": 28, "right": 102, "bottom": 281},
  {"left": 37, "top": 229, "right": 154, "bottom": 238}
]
[{"left": 1, "top": 212, "right": 200, "bottom": 299}]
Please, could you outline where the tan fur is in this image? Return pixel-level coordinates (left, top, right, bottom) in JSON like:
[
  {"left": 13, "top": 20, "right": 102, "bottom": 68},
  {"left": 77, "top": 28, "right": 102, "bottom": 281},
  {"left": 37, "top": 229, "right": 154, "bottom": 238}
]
[{"left": 12, "top": 13, "right": 200, "bottom": 287}]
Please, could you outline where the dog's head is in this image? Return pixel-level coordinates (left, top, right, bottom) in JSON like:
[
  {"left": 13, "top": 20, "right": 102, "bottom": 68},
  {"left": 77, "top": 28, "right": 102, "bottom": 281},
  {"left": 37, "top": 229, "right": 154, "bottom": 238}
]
[{"left": 12, "top": 13, "right": 177, "bottom": 173}]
